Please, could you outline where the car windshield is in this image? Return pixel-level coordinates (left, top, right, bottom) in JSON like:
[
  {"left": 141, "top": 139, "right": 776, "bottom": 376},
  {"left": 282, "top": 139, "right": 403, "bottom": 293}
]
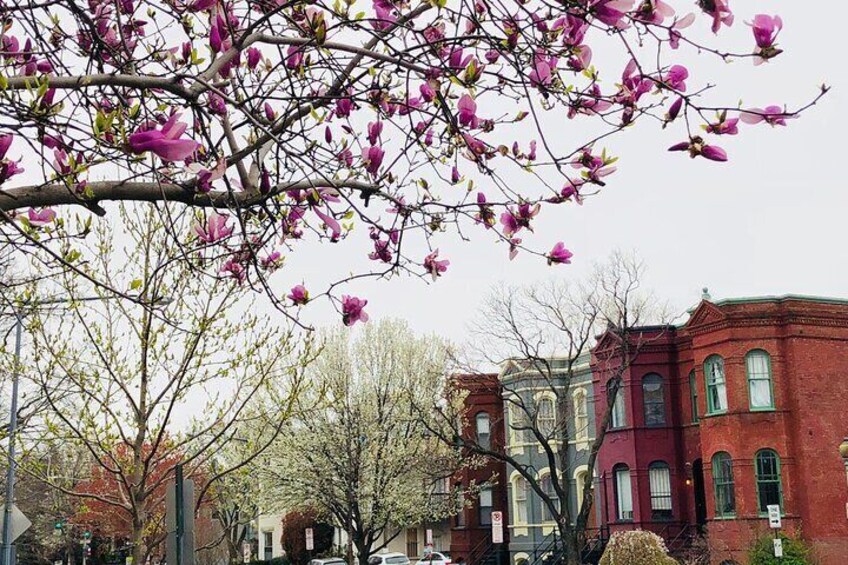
[{"left": 386, "top": 557, "right": 410, "bottom": 565}]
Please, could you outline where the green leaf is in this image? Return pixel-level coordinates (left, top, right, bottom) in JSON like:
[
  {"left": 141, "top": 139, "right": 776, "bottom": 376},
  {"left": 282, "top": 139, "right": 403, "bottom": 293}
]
[{"left": 130, "top": 279, "right": 143, "bottom": 291}]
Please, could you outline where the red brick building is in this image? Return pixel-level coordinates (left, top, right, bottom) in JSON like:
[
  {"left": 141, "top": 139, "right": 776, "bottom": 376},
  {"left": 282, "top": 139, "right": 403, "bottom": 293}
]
[
  {"left": 591, "top": 295, "right": 848, "bottom": 564},
  {"left": 451, "top": 373, "right": 509, "bottom": 565}
]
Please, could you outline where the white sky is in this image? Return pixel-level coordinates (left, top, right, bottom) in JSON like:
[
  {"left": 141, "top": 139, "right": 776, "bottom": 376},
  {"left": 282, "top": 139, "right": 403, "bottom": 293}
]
[{"left": 288, "top": 0, "right": 848, "bottom": 345}]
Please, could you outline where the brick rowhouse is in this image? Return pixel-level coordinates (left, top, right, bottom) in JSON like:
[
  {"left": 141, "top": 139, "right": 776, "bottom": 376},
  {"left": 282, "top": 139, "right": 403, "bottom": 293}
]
[{"left": 591, "top": 295, "right": 848, "bottom": 565}]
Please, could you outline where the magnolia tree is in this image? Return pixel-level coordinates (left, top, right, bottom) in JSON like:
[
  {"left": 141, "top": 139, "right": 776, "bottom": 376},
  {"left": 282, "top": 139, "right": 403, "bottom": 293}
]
[
  {"left": 259, "top": 319, "right": 471, "bottom": 565},
  {"left": 0, "top": 0, "right": 826, "bottom": 323}
]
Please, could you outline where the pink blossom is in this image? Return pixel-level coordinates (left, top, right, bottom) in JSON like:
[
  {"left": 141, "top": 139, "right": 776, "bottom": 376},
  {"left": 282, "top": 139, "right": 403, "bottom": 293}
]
[
  {"left": 669, "top": 13, "right": 696, "bottom": 49},
  {"left": 749, "top": 14, "right": 782, "bottom": 49},
  {"left": 0, "top": 134, "right": 12, "bottom": 160},
  {"left": 665, "top": 97, "right": 684, "bottom": 122},
  {"left": 335, "top": 97, "right": 353, "bottom": 117},
  {"left": 547, "top": 242, "right": 574, "bottom": 265},
  {"left": 27, "top": 208, "right": 56, "bottom": 227},
  {"left": 457, "top": 94, "right": 479, "bottom": 129},
  {"left": 362, "top": 145, "right": 385, "bottom": 176},
  {"left": 500, "top": 202, "right": 540, "bottom": 237},
  {"left": 663, "top": 65, "right": 689, "bottom": 92},
  {"left": 508, "top": 237, "right": 522, "bottom": 261},
  {"left": 367, "top": 121, "right": 383, "bottom": 145},
  {"left": 451, "top": 166, "right": 461, "bottom": 184},
  {"left": 246, "top": 47, "right": 262, "bottom": 70},
  {"left": 424, "top": 249, "right": 450, "bottom": 281},
  {"left": 529, "top": 60, "right": 553, "bottom": 88},
  {"left": 288, "top": 284, "right": 309, "bottom": 305},
  {"left": 705, "top": 116, "right": 739, "bottom": 135},
  {"left": 484, "top": 50, "right": 500, "bottom": 64},
  {"left": 193, "top": 211, "right": 233, "bottom": 244},
  {"left": 668, "top": 137, "right": 728, "bottom": 161},
  {"left": 286, "top": 45, "right": 304, "bottom": 69},
  {"left": 589, "top": 0, "right": 634, "bottom": 29},
  {"left": 261, "top": 251, "right": 283, "bottom": 270},
  {"left": 739, "top": 106, "right": 793, "bottom": 127},
  {"left": 698, "top": 0, "right": 733, "bottom": 34},
  {"left": 128, "top": 113, "right": 199, "bottom": 162},
  {"left": 633, "top": 0, "right": 675, "bottom": 25},
  {"left": 475, "top": 192, "right": 495, "bottom": 228},
  {"left": 220, "top": 259, "right": 246, "bottom": 283},
  {"left": 341, "top": 295, "right": 369, "bottom": 326}
]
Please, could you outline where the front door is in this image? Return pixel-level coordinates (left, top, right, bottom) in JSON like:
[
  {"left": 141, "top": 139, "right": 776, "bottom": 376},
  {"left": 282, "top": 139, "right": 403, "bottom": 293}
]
[{"left": 693, "top": 459, "right": 707, "bottom": 528}]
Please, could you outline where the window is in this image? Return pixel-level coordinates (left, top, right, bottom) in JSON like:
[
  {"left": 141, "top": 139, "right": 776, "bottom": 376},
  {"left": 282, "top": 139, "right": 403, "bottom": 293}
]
[
  {"left": 705, "top": 356, "right": 728, "bottom": 414},
  {"left": 755, "top": 449, "right": 783, "bottom": 514},
  {"left": 575, "top": 469, "right": 589, "bottom": 513},
  {"left": 513, "top": 477, "right": 528, "bottom": 524},
  {"left": 689, "top": 370, "right": 699, "bottom": 423},
  {"left": 613, "top": 464, "right": 633, "bottom": 521},
  {"left": 537, "top": 397, "right": 556, "bottom": 437},
  {"left": 455, "top": 482, "right": 465, "bottom": 527},
  {"left": 649, "top": 462, "right": 673, "bottom": 520},
  {"left": 540, "top": 473, "right": 559, "bottom": 522},
  {"left": 573, "top": 389, "right": 589, "bottom": 442},
  {"left": 263, "top": 531, "right": 273, "bottom": 560},
  {"left": 476, "top": 412, "right": 491, "bottom": 449},
  {"left": 509, "top": 403, "right": 528, "bottom": 444},
  {"left": 642, "top": 374, "right": 665, "bottom": 427},
  {"left": 609, "top": 380, "right": 626, "bottom": 429},
  {"left": 746, "top": 350, "right": 774, "bottom": 410},
  {"left": 712, "top": 452, "right": 735, "bottom": 518},
  {"left": 479, "top": 486, "right": 493, "bottom": 525}
]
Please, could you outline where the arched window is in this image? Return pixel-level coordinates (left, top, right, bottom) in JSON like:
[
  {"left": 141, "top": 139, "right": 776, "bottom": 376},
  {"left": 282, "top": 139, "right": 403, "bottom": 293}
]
[
  {"left": 475, "top": 412, "right": 491, "bottom": 449},
  {"left": 613, "top": 464, "right": 633, "bottom": 521},
  {"left": 573, "top": 388, "right": 589, "bottom": 442},
  {"left": 609, "top": 380, "right": 626, "bottom": 429},
  {"left": 540, "top": 473, "right": 559, "bottom": 522},
  {"left": 704, "top": 355, "right": 728, "bottom": 414},
  {"left": 648, "top": 461, "right": 672, "bottom": 520},
  {"left": 537, "top": 396, "right": 556, "bottom": 436},
  {"left": 513, "top": 476, "right": 528, "bottom": 524},
  {"left": 755, "top": 449, "right": 783, "bottom": 514},
  {"left": 642, "top": 374, "right": 666, "bottom": 427},
  {"left": 575, "top": 469, "right": 589, "bottom": 513},
  {"left": 746, "top": 350, "right": 774, "bottom": 410},
  {"left": 509, "top": 402, "right": 528, "bottom": 445},
  {"left": 711, "top": 452, "right": 735, "bottom": 518},
  {"left": 689, "top": 370, "right": 699, "bottom": 423}
]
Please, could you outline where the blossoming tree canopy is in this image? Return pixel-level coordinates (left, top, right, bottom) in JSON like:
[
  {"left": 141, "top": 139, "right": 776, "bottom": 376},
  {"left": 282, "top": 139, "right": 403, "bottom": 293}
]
[{"left": 0, "top": 0, "right": 826, "bottom": 324}]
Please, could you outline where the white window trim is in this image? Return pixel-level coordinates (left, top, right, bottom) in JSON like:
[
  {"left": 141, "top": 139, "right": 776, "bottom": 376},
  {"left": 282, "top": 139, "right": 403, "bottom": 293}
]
[{"left": 510, "top": 470, "right": 530, "bottom": 537}]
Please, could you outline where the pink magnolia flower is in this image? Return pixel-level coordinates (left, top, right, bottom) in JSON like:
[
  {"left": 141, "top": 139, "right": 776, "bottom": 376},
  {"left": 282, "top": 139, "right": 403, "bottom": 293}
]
[
  {"left": 547, "top": 242, "right": 574, "bottom": 265},
  {"left": 246, "top": 47, "right": 262, "bottom": 70},
  {"left": 286, "top": 45, "right": 304, "bottom": 69},
  {"left": 128, "top": 113, "right": 199, "bottom": 162},
  {"left": 264, "top": 103, "right": 275, "bottom": 121},
  {"left": 193, "top": 211, "right": 233, "bottom": 244},
  {"left": 633, "top": 0, "right": 675, "bottom": 25},
  {"left": 367, "top": 121, "right": 383, "bottom": 145},
  {"left": 27, "top": 207, "right": 56, "bottom": 227},
  {"left": 475, "top": 192, "right": 495, "bottom": 228},
  {"left": 698, "top": 0, "right": 733, "bottom": 34},
  {"left": 663, "top": 65, "right": 689, "bottom": 92},
  {"left": 508, "top": 237, "right": 522, "bottom": 261},
  {"left": 749, "top": 15, "right": 783, "bottom": 65},
  {"left": 500, "top": 202, "right": 540, "bottom": 237},
  {"left": 341, "top": 295, "right": 369, "bottom": 326},
  {"left": 362, "top": 145, "right": 385, "bottom": 176},
  {"left": 669, "top": 13, "right": 696, "bottom": 49},
  {"left": 589, "top": 0, "right": 634, "bottom": 29},
  {"left": 668, "top": 137, "right": 728, "bottom": 161},
  {"left": 0, "top": 134, "right": 12, "bottom": 160},
  {"left": 484, "top": 50, "right": 500, "bottom": 64},
  {"left": 739, "top": 106, "right": 793, "bottom": 127},
  {"left": 288, "top": 284, "right": 309, "bottom": 305},
  {"left": 529, "top": 59, "right": 553, "bottom": 89},
  {"left": 220, "top": 259, "right": 246, "bottom": 284},
  {"left": 420, "top": 82, "right": 436, "bottom": 103},
  {"left": 423, "top": 250, "right": 450, "bottom": 281},
  {"left": 705, "top": 116, "right": 739, "bottom": 135},
  {"left": 335, "top": 97, "right": 353, "bottom": 117},
  {"left": 0, "top": 134, "right": 24, "bottom": 184},
  {"left": 457, "top": 94, "right": 479, "bottom": 129},
  {"left": 261, "top": 251, "right": 283, "bottom": 271},
  {"left": 665, "top": 97, "right": 684, "bottom": 123}
]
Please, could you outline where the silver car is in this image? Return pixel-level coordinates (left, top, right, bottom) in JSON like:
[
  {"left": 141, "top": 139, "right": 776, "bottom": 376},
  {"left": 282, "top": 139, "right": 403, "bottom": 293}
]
[
  {"left": 416, "top": 552, "right": 451, "bottom": 565},
  {"left": 368, "top": 553, "right": 411, "bottom": 565}
]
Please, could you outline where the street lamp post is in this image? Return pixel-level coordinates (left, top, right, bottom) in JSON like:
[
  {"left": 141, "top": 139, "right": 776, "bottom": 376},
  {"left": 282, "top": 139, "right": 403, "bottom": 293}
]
[{"left": 1, "top": 295, "right": 170, "bottom": 565}]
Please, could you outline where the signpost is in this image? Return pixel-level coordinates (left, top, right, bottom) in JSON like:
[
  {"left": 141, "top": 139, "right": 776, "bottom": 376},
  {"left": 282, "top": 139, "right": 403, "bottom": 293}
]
[
  {"left": 767, "top": 505, "right": 782, "bottom": 529},
  {"left": 306, "top": 528, "right": 314, "bottom": 551},
  {"left": 773, "top": 539, "right": 783, "bottom": 558},
  {"left": 491, "top": 511, "right": 503, "bottom": 544},
  {"left": 242, "top": 542, "right": 251, "bottom": 564}
]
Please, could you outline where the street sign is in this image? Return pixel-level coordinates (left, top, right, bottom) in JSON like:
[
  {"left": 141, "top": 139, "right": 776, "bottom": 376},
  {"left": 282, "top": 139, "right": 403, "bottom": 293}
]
[
  {"left": 306, "top": 528, "right": 314, "bottom": 551},
  {"left": 425, "top": 529, "right": 433, "bottom": 546},
  {"left": 767, "top": 505, "right": 782, "bottom": 529},
  {"left": 0, "top": 504, "right": 32, "bottom": 543},
  {"left": 491, "top": 511, "right": 503, "bottom": 544},
  {"left": 242, "top": 542, "right": 251, "bottom": 564},
  {"left": 773, "top": 538, "right": 783, "bottom": 557}
]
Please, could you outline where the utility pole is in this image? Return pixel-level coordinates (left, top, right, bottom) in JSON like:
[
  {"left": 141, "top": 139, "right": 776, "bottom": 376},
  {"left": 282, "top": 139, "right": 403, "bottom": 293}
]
[{"left": 0, "top": 316, "right": 22, "bottom": 565}]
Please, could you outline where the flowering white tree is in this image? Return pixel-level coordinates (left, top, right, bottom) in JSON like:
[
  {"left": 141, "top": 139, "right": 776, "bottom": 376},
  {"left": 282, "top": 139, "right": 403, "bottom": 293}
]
[
  {"left": 259, "top": 319, "right": 471, "bottom": 565},
  {"left": 0, "top": 1, "right": 827, "bottom": 323}
]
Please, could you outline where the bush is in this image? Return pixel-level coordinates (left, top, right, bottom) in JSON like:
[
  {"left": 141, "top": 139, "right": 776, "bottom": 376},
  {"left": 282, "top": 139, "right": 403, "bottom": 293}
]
[
  {"left": 748, "top": 534, "right": 812, "bottom": 565},
  {"left": 599, "top": 530, "right": 677, "bottom": 565}
]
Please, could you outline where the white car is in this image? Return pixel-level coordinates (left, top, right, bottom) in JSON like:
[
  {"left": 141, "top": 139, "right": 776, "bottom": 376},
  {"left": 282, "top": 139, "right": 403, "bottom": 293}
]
[
  {"left": 416, "top": 552, "right": 452, "bottom": 565},
  {"left": 310, "top": 559, "right": 347, "bottom": 565},
  {"left": 368, "top": 553, "right": 411, "bottom": 565}
]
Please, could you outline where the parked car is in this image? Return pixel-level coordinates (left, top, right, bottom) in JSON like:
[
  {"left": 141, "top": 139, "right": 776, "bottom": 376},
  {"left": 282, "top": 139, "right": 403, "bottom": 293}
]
[
  {"left": 368, "top": 553, "right": 411, "bottom": 565},
  {"left": 416, "top": 552, "right": 451, "bottom": 565},
  {"left": 310, "top": 559, "right": 347, "bottom": 565}
]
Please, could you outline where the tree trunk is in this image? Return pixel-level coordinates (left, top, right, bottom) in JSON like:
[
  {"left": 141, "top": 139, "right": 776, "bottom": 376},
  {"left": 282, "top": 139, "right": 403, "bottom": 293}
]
[
  {"left": 355, "top": 540, "right": 370, "bottom": 565},
  {"left": 131, "top": 515, "right": 144, "bottom": 565}
]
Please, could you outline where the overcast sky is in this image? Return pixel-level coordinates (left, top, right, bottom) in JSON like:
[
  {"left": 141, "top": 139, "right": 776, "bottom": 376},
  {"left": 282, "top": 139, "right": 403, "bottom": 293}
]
[{"left": 284, "top": 1, "right": 848, "bottom": 347}]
